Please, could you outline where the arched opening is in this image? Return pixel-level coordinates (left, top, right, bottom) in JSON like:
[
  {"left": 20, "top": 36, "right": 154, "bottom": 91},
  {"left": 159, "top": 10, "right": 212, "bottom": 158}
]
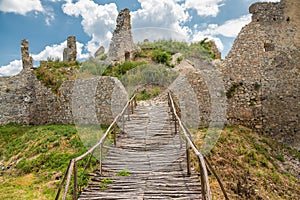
[{"left": 125, "top": 51, "right": 130, "bottom": 61}]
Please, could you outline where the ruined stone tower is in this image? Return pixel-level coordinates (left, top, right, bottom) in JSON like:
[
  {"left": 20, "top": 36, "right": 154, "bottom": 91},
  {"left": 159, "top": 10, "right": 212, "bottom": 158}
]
[
  {"left": 21, "top": 39, "right": 33, "bottom": 70},
  {"left": 222, "top": 0, "right": 300, "bottom": 149},
  {"left": 63, "top": 36, "right": 77, "bottom": 62},
  {"left": 108, "top": 8, "right": 137, "bottom": 62}
]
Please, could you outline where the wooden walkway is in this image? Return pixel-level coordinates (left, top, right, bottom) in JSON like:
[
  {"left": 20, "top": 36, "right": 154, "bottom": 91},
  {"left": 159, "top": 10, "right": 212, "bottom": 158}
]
[{"left": 79, "top": 100, "right": 202, "bottom": 199}]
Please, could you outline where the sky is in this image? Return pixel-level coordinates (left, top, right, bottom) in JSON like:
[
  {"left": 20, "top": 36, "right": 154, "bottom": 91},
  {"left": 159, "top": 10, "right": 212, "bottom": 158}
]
[{"left": 0, "top": 0, "right": 280, "bottom": 77}]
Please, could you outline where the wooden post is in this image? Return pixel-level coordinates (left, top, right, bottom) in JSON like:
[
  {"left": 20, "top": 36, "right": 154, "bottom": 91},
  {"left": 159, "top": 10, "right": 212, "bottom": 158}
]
[
  {"left": 198, "top": 156, "right": 206, "bottom": 200},
  {"left": 186, "top": 141, "right": 191, "bottom": 176},
  {"left": 127, "top": 106, "right": 130, "bottom": 121},
  {"left": 83, "top": 153, "right": 92, "bottom": 171},
  {"left": 62, "top": 160, "right": 74, "bottom": 200},
  {"left": 174, "top": 116, "right": 177, "bottom": 134},
  {"left": 73, "top": 162, "right": 78, "bottom": 200},
  {"left": 113, "top": 123, "right": 117, "bottom": 146},
  {"left": 179, "top": 129, "right": 182, "bottom": 148},
  {"left": 204, "top": 157, "right": 229, "bottom": 200},
  {"left": 122, "top": 114, "right": 125, "bottom": 133},
  {"left": 99, "top": 143, "right": 103, "bottom": 175},
  {"left": 55, "top": 160, "right": 71, "bottom": 200},
  {"left": 168, "top": 93, "right": 171, "bottom": 110}
]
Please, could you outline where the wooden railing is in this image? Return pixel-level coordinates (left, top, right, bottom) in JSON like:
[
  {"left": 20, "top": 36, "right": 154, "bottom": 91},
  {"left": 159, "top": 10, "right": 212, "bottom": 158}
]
[
  {"left": 55, "top": 95, "right": 137, "bottom": 200},
  {"left": 167, "top": 92, "right": 229, "bottom": 200}
]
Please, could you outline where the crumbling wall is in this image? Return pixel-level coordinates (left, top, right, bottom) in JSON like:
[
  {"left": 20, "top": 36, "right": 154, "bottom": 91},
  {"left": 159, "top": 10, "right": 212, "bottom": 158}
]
[
  {"left": 63, "top": 36, "right": 77, "bottom": 62},
  {"left": 223, "top": 0, "right": 300, "bottom": 149},
  {"left": 31, "top": 76, "right": 126, "bottom": 125},
  {"left": 108, "top": 8, "right": 137, "bottom": 62},
  {"left": 0, "top": 39, "right": 128, "bottom": 126},
  {"left": 0, "top": 40, "right": 35, "bottom": 124}
]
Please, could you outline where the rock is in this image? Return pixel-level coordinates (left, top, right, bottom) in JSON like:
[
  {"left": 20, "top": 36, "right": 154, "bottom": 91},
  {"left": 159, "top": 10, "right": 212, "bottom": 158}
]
[
  {"left": 52, "top": 171, "right": 63, "bottom": 180},
  {"left": 63, "top": 36, "right": 77, "bottom": 62},
  {"left": 21, "top": 39, "right": 33, "bottom": 70},
  {"left": 108, "top": 8, "right": 137, "bottom": 62},
  {"left": 208, "top": 40, "right": 221, "bottom": 59},
  {"left": 94, "top": 46, "right": 105, "bottom": 57}
]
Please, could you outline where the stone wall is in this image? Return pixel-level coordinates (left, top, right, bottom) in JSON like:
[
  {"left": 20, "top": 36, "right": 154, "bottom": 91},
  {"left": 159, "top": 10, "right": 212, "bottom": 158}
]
[
  {"left": 222, "top": 0, "right": 299, "bottom": 149},
  {"left": 0, "top": 69, "right": 127, "bottom": 125},
  {"left": 0, "top": 38, "right": 127, "bottom": 126},
  {"left": 63, "top": 36, "right": 77, "bottom": 62},
  {"left": 108, "top": 8, "right": 137, "bottom": 62},
  {"left": 0, "top": 69, "right": 36, "bottom": 124}
]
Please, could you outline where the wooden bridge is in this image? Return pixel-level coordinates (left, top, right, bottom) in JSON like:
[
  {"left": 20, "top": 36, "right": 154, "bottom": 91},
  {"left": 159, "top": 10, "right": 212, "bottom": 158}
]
[{"left": 56, "top": 93, "right": 228, "bottom": 200}]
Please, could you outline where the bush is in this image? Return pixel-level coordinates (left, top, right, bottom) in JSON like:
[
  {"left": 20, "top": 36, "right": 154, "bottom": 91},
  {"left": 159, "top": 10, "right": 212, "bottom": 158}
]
[
  {"left": 35, "top": 60, "right": 80, "bottom": 93},
  {"left": 151, "top": 50, "right": 172, "bottom": 66},
  {"left": 102, "top": 61, "right": 146, "bottom": 78}
]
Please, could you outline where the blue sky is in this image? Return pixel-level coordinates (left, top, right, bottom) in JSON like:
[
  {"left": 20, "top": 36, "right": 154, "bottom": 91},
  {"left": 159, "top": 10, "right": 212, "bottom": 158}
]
[{"left": 0, "top": 0, "right": 280, "bottom": 76}]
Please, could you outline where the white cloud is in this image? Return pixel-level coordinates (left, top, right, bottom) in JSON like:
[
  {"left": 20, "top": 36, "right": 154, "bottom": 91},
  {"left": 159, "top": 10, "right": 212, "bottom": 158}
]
[
  {"left": 132, "top": 0, "right": 191, "bottom": 40},
  {"left": 62, "top": 0, "right": 118, "bottom": 54},
  {"left": 0, "top": 0, "right": 56, "bottom": 25},
  {"left": 184, "top": 0, "right": 224, "bottom": 17},
  {"left": 246, "top": 0, "right": 280, "bottom": 2},
  {"left": 192, "top": 32, "right": 224, "bottom": 51},
  {"left": 32, "top": 41, "right": 89, "bottom": 61},
  {"left": 0, "top": 60, "right": 22, "bottom": 77},
  {"left": 0, "top": 0, "right": 44, "bottom": 15},
  {"left": 191, "top": 14, "right": 251, "bottom": 52},
  {"left": 194, "top": 14, "right": 251, "bottom": 38},
  {"left": 0, "top": 41, "right": 89, "bottom": 77}
]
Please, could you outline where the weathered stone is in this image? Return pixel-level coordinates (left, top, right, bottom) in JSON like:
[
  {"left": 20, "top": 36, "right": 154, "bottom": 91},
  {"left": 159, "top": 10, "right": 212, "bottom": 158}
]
[
  {"left": 209, "top": 40, "right": 221, "bottom": 59},
  {"left": 108, "top": 8, "right": 137, "bottom": 62},
  {"left": 221, "top": 0, "right": 300, "bottom": 150},
  {"left": 0, "top": 0, "right": 299, "bottom": 151},
  {"left": 94, "top": 46, "right": 105, "bottom": 57},
  {"left": 63, "top": 36, "right": 77, "bottom": 62},
  {"left": 21, "top": 39, "right": 33, "bottom": 70}
]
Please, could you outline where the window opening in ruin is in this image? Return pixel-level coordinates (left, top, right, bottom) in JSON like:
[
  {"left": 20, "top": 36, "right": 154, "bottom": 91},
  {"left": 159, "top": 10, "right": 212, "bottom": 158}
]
[
  {"left": 125, "top": 51, "right": 130, "bottom": 61},
  {"left": 264, "top": 43, "right": 275, "bottom": 52}
]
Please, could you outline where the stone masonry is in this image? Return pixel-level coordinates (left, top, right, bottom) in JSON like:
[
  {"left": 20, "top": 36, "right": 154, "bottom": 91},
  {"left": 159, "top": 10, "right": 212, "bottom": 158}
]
[
  {"left": 0, "top": 39, "right": 127, "bottom": 125},
  {"left": 221, "top": 0, "right": 299, "bottom": 149},
  {"left": 108, "top": 8, "right": 137, "bottom": 62},
  {"left": 21, "top": 39, "right": 33, "bottom": 70},
  {"left": 0, "top": 1, "right": 299, "bottom": 150},
  {"left": 63, "top": 36, "right": 77, "bottom": 62}
]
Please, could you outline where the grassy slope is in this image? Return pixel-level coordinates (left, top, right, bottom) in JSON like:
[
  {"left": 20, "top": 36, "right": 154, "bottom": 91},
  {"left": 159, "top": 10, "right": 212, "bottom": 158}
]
[
  {"left": 1, "top": 124, "right": 298, "bottom": 199},
  {"left": 192, "top": 126, "right": 300, "bottom": 200},
  {"left": 0, "top": 124, "right": 98, "bottom": 200}
]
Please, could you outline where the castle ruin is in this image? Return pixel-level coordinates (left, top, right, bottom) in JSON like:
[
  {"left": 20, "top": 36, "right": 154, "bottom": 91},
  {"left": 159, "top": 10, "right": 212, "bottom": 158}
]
[
  {"left": 108, "top": 8, "right": 137, "bottom": 62},
  {"left": 221, "top": 0, "right": 299, "bottom": 149},
  {"left": 0, "top": 0, "right": 299, "bottom": 150},
  {"left": 63, "top": 36, "right": 77, "bottom": 62}
]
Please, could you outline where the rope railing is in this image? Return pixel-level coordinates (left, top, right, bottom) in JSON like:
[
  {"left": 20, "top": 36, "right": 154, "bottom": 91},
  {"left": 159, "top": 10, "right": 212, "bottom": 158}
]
[
  {"left": 167, "top": 92, "right": 229, "bottom": 200},
  {"left": 55, "top": 95, "right": 137, "bottom": 200}
]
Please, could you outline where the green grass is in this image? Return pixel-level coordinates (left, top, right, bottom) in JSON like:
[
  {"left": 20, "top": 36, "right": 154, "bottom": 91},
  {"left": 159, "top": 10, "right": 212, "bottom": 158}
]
[
  {"left": 102, "top": 61, "right": 147, "bottom": 78},
  {"left": 192, "top": 125, "right": 300, "bottom": 200},
  {"left": 137, "top": 38, "right": 218, "bottom": 60},
  {"left": 136, "top": 86, "right": 162, "bottom": 101},
  {"left": 151, "top": 50, "right": 173, "bottom": 67},
  {"left": 0, "top": 124, "right": 101, "bottom": 199},
  {"left": 100, "top": 178, "right": 114, "bottom": 190},
  {"left": 116, "top": 169, "right": 130, "bottom": 177},
  {"left": 35, "top": 59, "right": 80, "bottom": 93}
]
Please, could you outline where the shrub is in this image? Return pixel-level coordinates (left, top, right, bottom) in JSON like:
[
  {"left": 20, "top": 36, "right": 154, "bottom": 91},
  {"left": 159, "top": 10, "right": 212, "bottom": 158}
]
[
  {"left": 35, "top": 60, "right": 80, "bottom": 93},
  {"left": 151, "top": 50, "right": 172, "bottom": 66},
  {"left": 102, "top": 61, "right": 146, "bottom": 78}
]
